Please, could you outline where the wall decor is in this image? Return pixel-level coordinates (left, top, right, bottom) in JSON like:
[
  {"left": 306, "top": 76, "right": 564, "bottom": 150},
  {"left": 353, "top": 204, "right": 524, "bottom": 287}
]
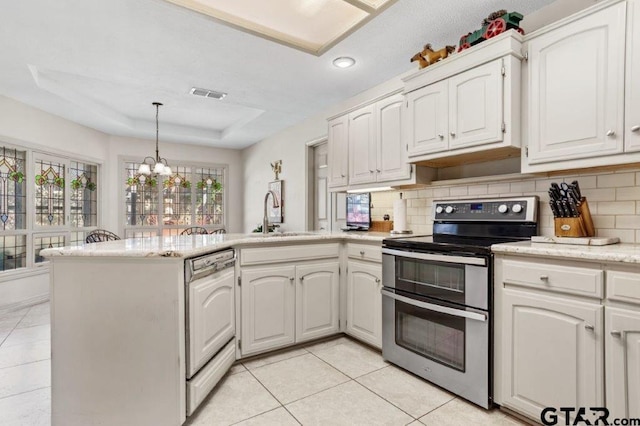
[
  {"left": 268, "top": 180, "right": 283, "bottom": 223},
  {"left": 410, "top": 44, "right": 456, "bottom": 69},
  {"left": 271, "top": 160, "right": 282, "bottom": 180},
  {"left": 458, "top": 10, "right": 524, "bottom": 52}
]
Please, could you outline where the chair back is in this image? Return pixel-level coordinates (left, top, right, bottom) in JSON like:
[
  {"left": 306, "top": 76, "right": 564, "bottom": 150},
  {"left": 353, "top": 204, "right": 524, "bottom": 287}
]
[
  {"left": 180, "top": 227, "right": 209, "bottom": 235},
  {"left": 210, "top": 229, "right": 226, "bottom": 234},
  {"left": 86, "top": 229, "right": 121, "bottom": 243}
]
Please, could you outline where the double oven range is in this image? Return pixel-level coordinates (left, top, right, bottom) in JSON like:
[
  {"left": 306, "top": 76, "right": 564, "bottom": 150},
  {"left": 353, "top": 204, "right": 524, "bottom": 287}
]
[{"left": 381, "top": 197, "right": 538, "bottom": 409}]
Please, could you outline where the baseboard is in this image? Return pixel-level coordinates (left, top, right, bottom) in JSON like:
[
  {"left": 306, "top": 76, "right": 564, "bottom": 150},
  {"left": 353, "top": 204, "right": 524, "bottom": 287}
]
[{"left": 0, "top": 294, "right": 49, "bottom": 315}]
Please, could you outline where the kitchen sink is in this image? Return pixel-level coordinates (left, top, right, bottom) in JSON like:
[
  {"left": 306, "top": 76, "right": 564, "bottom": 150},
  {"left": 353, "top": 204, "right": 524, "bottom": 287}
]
[{"left": 246, "top": 232, "right": 317, "bottom": 238}]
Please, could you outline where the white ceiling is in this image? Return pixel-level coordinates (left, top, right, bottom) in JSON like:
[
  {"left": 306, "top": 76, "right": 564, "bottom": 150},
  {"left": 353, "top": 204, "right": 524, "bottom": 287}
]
[{"left": 0, "top": 0, "right": 555, "bottom": 149}]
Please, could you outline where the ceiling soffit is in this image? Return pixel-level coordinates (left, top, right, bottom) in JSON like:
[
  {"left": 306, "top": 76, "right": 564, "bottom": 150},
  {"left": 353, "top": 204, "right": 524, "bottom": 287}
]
[{"left": 161, "top": 0, "right": 398, "bottom": 55}]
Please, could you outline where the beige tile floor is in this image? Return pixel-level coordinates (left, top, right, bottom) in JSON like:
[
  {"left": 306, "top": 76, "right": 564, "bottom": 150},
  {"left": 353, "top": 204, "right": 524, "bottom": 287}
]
[{"left": 0, "top": 302, "right": 527, "bottom": 426}]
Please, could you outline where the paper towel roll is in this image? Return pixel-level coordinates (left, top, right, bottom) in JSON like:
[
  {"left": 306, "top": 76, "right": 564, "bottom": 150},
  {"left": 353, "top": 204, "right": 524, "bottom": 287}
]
[{"left": 393, "top": 199, "right": 407, "bottom": 232}]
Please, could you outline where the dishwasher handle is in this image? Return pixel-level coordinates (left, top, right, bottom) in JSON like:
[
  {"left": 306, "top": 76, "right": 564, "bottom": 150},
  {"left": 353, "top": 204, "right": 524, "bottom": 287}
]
[{"left": 187, "top": 250, "right": 235, "bottom": 283}]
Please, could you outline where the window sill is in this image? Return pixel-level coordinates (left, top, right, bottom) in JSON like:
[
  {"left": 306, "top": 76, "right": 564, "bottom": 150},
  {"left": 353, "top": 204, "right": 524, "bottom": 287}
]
[{"left": 0, "top": 266, "right": 49, "bottom": 283}]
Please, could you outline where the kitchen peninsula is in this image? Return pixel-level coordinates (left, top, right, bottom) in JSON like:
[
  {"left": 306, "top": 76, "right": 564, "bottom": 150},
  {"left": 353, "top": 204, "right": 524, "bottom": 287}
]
[{"left": 41, "top": 232, "right": 391, "bottom": 426}]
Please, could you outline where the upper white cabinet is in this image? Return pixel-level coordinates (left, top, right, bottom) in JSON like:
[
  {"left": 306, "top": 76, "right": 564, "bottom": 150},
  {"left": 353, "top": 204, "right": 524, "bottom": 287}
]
[
  {"left": 402, "top": 31, "right": 522, "bottom": 166},
  {"left": 626, "top": 0, "right": 640, "bottom": 151},
  {"left": 348, "top": 104, "right": 377, "bottom": 185},
  {"left": 328, "top": 93, "right": 430, "bottom": 192},
  {"left": 520, "top": 0, "right": 640, "bottom": 172},
  {"left": 407, "top": 61, "right": 504, "bottom": 158},
  {"left": 328, "top": 115, "right": 349, "bottom": 189}
]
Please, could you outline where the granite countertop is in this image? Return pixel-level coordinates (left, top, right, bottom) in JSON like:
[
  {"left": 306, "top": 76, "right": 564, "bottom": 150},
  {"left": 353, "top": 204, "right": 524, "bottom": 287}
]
[
  {"left": 40, "top": 231, "right": 403, "bottom": 259},
  {"left": 492, "top": 240, "right": 640, "bottom": 264}
]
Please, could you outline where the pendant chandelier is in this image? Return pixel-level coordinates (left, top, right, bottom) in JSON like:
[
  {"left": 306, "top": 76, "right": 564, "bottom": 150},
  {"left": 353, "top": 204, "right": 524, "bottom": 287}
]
[{"left": 138, "top": 102, "right": 172, "bottom": 176}]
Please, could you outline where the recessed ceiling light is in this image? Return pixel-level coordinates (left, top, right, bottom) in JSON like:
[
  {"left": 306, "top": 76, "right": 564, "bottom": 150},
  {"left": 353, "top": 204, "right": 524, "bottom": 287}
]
[{"left": 333, "top": 57, "right": 356, "bottom": 69}]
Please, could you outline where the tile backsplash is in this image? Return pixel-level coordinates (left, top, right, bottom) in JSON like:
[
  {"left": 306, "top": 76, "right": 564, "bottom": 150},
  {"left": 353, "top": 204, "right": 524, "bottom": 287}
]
[{"left": 371, "top": 168, "right": 640, "bottom": 243}]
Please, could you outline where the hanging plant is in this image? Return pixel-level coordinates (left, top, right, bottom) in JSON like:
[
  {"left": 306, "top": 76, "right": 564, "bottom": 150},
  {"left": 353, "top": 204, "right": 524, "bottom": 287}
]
[{"left": 9, "top": 171, "right": 24, "bottom": 183}]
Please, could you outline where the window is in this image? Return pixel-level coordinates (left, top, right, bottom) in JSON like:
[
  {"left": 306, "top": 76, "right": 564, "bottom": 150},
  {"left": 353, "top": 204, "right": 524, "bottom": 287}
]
[
  {"left": 124, "top": 161, "right": 226, "bottom": 237},
  {"left": 0, "top": 143, "right": 100, "bottom": 273}
]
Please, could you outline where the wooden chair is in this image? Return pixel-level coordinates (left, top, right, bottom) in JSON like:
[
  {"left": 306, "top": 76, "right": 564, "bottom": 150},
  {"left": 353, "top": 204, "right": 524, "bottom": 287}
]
[
  {"left": 86, "top": 229, "right": 121, "bottom": 243},
  {"left": 210, "top": 229, "right": 226, "bottom": 234},
  {"left": 180, "top": 227, "right": 209, "bottom": 235}
]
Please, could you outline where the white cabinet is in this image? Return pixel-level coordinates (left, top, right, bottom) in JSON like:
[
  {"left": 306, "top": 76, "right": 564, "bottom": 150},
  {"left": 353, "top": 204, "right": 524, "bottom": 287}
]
[
  {"left": 402, "top": 31, "right": 521, "bottom": 166},
  {"left": 346, "top": 259, "right": 382, "bottom": 349},
  {"left": 348, "top": 104, "right": 377, "bottom": 185},
  {"left": 347, "top": 94, "right": 412, "bottom": 186},
  {"left": 241, "top": 265, "right": 296, "bottom": 356},
  {"left": 627, "top": 0, "right": 640, "bottom": 151},
  {"left": 239, "top": 248, "right": 341, "bottom": 356},
  {"left": 296, "top": 262, "right": 340, "bottom": 343},
  {"left": 406, "top": 61, "right": 503, "bottom": 157},
  {"left": 328, "top": 115, "right": 349, "bottom": 188},
  {"left": 500, "top": 288, "right": 603, "bottom": 419},
  {"left": 605, "top": 307, "right": 640, "bottom": 419},
  {"left": 188, "top": 267, "right": 235, "bottom": 377},
  {"left": 523, "top": 1, "right": 628, "bottom": 172}
]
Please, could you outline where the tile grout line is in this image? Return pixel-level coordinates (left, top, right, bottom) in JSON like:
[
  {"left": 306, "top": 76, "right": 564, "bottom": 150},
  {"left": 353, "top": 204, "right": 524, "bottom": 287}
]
[
  {"left": 349, "top": 378, "right": 420, "bottom": 421},
  {"left": 0, "top": 385, "right": 50, "bottom": 401},
  {"left": 0, "top": 356, "right": 51, "bottom": 371},
  {"left": 0, "top": 309, "right": 32, "bottom": 347}
]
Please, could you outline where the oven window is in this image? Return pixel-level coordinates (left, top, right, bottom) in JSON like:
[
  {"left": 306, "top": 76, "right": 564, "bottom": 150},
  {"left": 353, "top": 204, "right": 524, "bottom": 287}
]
[
  {"left": 396, "top": 258, "right": 465, "bottom": 304},
  {"left": 395, "top": 299, "right": 465, "bottom": 372}
]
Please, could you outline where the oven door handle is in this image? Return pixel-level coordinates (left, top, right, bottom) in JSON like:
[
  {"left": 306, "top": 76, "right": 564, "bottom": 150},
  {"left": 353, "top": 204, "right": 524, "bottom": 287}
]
[
  {"left": 381, "top": 288, "right": 487, "bottom": 322},
  {"left": 381, "top": 248, "right": 486, "bottom": 266}
]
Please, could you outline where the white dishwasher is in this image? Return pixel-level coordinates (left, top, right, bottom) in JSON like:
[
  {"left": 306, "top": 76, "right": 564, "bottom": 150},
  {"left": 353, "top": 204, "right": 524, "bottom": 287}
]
[{"left": 185, "top": 249, "right": 236, "bottom": 416}]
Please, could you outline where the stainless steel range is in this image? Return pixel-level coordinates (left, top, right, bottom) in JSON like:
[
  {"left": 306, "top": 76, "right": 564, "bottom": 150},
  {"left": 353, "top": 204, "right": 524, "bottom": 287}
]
[{"left": 381, "top": 196, "right": 538, "bottom": 409}]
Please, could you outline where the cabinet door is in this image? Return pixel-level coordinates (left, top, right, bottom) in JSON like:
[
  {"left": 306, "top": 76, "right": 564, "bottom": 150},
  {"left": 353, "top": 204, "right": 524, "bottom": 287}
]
[
  {"left": 405, "top": 80, "right": 448, "bottom": 156},
  {"left": 448, "top": 60, "right": 503, "bottom": 150},
  {"left": 626, "top": 0, "right": 640, "bottom": 152},
  {"left": 501, "top": 289, "right": 603, "bottom": 420},
  {"left": 346, "top": 260, "right": 382, "bottom": 348},
  {"left": 188, "top": 267, "right": 235, "bottom": 377},
  {"left": 526, "top": 2, "right": 626, "bottom": 164},
  {"left": 295, "top": 262, "right": 340, "bottom": 343},
  {"left": 376, "top": 94, "right": 411, "bottom": 182},
  {"left": 348, "top": 105, "right": 377, "bottom": 185},
  {"left": 605, "top": 307, "right": 640, "bottom": 419},
  {"left": 328, "top": 115, "right": 349, "bottom": 188},
  {"left": 241, "top": 265, "right": 296, "bottom": 356}
]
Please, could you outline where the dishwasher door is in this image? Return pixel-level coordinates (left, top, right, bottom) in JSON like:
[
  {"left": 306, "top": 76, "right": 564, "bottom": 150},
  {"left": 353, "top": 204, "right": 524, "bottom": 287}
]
[{"left": 186, "top": 250, "right": 236, "bottom": 379}]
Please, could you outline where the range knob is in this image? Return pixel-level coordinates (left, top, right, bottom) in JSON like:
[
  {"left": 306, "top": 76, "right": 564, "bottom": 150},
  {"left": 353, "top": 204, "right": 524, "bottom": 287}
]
[
  {"left": 444, "top": 205, "right": 455, "bottom": 214},
  {"left": 512, "top": 203, "right": 523, "bottom": 214},
  {"left": 498, "top": 204, "right": 509, "bottom": 214},
  {"left": 435, "top": 206, "right": 444, "bottom": 214}
]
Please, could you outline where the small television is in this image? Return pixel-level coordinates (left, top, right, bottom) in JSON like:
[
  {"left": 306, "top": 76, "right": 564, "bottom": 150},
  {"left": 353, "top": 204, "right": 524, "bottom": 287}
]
[{"left": 346, "top": 192, "right": 371, "bottom": 230}]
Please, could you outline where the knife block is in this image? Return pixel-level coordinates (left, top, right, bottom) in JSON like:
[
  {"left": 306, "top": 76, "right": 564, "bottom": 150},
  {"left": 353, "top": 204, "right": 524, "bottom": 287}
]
[{"left": 554, "top": 198, "right": 595, "bottom": 237}]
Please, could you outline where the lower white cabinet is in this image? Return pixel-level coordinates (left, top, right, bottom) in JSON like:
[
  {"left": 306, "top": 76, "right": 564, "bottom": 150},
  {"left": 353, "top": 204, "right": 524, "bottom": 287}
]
[
  {"left": 296, "top": 262, "right": 340, "bottom": 343},
  {"left": 605, "top": 307, "right": 640, "bottom": 419},
  {"left": 241, "top": 265, "right": 296, "bottom": 356},
  {"left": 500, "top": 288, "right": 603, "bottom": 419},
  {"left": 240, "top": 261, "right": 339, "bottom": 356},
  {"left": 346, "top": 259, "right": 382, "bottom": 349}
]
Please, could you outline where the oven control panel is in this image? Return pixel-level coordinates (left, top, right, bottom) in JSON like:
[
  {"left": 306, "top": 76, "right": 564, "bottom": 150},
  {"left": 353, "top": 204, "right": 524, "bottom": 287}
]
[{"left": 433, "top": 197, "right": 538, "bottom": 222}]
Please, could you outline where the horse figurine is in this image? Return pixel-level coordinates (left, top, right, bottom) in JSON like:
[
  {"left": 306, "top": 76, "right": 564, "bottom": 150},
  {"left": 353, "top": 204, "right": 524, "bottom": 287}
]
[{"left": 410, "top": 44, "right": 456, "bottom": 69}]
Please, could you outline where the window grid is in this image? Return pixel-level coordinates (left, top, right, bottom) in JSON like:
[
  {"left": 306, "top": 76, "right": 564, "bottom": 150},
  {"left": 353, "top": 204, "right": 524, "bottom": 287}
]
[
  {"left": 124, "top": 161, "right": 226, "bottom": 234},
  {"left": 70, "top": 162, "right": 98, "bottom": 228},
  {"left": 0, "top": 147, "right": 26, "bottom": 231},
  {"left": 34, "top": 159, "right": 65, "bottom": 227},
  {"left": 0, "top": 234, "right": 27, "bottom": 271},
  {"left": 34, "top": 234, "right": 65, "bottom": 263}
]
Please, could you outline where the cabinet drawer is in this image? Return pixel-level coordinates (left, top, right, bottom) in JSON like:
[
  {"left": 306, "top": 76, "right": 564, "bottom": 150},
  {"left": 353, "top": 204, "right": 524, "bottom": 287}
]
[
  {"left": 347, "top": 243, "right": 382, "bottom": 263},
  {"left": 606, "top": 269, "right": 640, "bottom": 305},
  {"left": 502, "top": 259, "right": 603, "bottom": 298},
  {"left": 240, "top": 243, "right": 339, "bottom": 266}
]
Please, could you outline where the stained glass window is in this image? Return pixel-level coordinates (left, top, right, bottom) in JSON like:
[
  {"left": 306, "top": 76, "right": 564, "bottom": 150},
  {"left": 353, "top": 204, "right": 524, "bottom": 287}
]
[
  {"left": 124, "top": 161, "right": 226, "bottom": 235},
  {"left": 34, "top": 235, "right": 65, "bottom": 263},
  {"left": 70, "top": 161, "right": 98, "bottom": 228},
  {"left": 0, "top": 147, "right": 26, "bottom": 231},
  {"left": 0, "top": 235, "right": 27, "bottom": 271},
  {"left": 34, "top": 158, "right": 65, "bottom": 227}
]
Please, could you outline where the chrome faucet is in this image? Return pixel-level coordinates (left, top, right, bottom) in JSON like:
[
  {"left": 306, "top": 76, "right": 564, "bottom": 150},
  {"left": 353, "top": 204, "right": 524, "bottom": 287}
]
[{"left": 263, "top": 190, "right": 280, "bottom": 235}]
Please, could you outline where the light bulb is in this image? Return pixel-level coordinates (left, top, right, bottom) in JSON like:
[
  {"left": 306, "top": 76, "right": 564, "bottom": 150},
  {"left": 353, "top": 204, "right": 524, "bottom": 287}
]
[
  {"left": 138, "top": 164, "right": 151, "bottom": 175},
  {"left": 153, "top": 162, "right": 165, "bottom": 174}
]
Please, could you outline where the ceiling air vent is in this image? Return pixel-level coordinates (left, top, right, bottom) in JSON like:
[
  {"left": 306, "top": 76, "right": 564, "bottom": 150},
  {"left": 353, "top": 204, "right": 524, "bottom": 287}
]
[{"left": 190, "top": 87, "right": 227, "bottom": 100}]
